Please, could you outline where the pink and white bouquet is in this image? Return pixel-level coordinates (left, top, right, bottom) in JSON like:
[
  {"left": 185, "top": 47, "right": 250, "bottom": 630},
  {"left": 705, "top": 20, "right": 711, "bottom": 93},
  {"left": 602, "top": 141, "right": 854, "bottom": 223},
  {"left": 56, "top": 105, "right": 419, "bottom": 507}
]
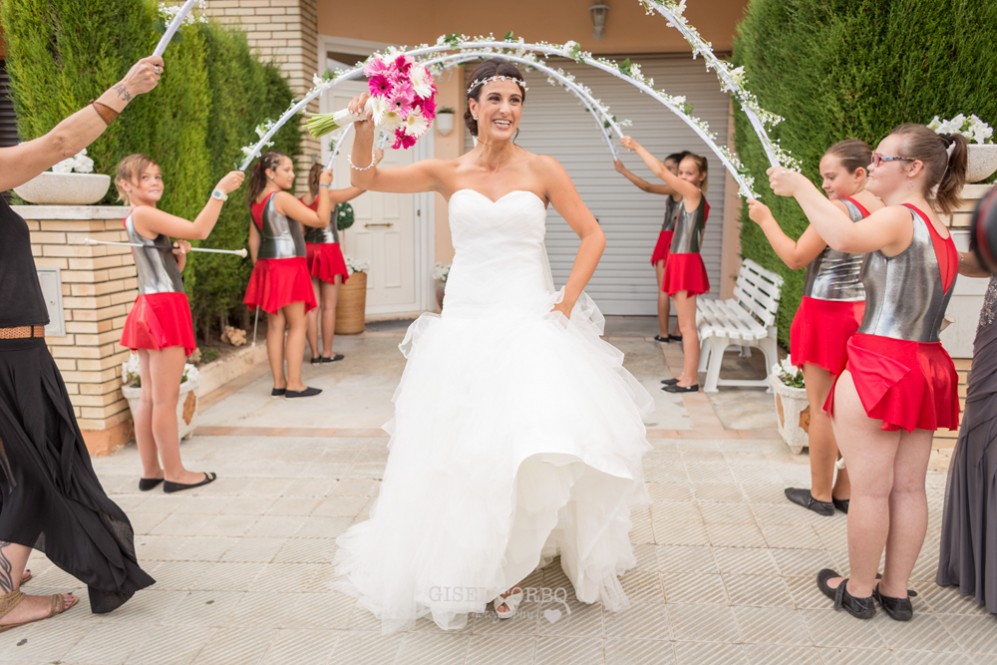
[{"left": 307, "top": 53, "right": 437, "bottom": 150}]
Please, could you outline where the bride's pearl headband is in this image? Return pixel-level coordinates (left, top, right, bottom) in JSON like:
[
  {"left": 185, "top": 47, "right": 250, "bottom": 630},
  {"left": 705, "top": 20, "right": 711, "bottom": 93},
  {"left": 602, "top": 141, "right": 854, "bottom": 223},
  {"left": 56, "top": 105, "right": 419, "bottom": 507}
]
[{"left": 466, "top": 75, "right": 529, "bottom": 96}]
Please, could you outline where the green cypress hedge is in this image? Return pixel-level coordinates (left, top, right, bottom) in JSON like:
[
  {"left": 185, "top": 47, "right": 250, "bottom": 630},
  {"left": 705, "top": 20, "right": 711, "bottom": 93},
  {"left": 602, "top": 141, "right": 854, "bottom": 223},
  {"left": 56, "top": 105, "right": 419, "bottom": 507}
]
[
  {"left": 733, "top": 0, "right": 997, "bottom": 346},
  {"left": 1, "top": 1, "right": 300, "bottom": 342}
]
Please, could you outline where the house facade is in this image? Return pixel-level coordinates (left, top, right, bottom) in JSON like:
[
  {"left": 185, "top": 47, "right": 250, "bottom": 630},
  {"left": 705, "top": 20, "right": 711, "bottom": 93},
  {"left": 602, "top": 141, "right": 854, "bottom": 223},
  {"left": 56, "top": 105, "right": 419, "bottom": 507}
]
[{"left": 205, "top": 0, "right": 750, "bottom": 318}]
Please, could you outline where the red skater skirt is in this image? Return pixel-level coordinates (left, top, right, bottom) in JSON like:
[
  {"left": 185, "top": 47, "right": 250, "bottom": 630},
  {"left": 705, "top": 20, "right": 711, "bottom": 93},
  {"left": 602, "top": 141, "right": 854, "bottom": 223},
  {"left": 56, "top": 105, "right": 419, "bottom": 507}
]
[
  {"left": 790, "top": 297, "right": 865, "bottom": 376},
  {"left": 661, "top": 253, "right": 710, "bottom": 296},
  {"left": 306, "top": 242, "right": 350, "bottom": 284},
  {"left": 825, "top": 333, "right": 960, "bottom": 432},
  {"left": 121, "top": 292, "right": 197, "bottom": 356},
  {"left": 650, "top": 230, "right": 673, "bottom": 266},
  {"left": 244, "top": 257, "right": 317, "bottom": 315}
]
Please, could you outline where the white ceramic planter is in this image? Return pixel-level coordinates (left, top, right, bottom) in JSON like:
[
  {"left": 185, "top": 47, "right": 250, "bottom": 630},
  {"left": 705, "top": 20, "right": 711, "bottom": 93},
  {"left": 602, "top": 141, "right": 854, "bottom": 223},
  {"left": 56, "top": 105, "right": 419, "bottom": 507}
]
[
  {"left": 769, "top": 374, "right": 810, "bottom": 454},
  {"left": 436, "top": 113, "right": 455, "bottom": 136},
  {"left": 13, "top": 172, "right": 111, "bottom": 205},
  {"left": 966, "top": 144, "right": 997, "bottom": 184},
  {"left": 122, "top": 377, "right": 200, "bottom": 441}
]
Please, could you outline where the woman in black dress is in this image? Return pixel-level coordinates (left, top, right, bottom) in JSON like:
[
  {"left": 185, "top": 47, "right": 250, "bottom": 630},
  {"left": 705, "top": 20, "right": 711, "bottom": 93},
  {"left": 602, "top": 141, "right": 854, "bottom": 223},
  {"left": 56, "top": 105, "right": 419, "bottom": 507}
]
[
  {"left": 937, "top": 185, "right": 997, "bottom": 612},
  {"left": 0, "top": 56, "right": 162, "bottom": 632}
]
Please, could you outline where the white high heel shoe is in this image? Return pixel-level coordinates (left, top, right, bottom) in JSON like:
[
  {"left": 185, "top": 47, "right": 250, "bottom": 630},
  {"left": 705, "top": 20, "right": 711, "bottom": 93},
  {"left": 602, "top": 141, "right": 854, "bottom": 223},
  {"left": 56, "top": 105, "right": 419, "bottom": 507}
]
[{"left": 493, "top": 587, "right": 524, "bottom": 619}]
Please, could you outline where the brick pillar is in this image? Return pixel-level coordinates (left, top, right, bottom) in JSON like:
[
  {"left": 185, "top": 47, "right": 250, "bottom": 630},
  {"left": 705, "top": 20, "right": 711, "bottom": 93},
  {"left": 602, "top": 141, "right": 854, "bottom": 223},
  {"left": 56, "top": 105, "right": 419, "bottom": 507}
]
[
  {"left": 20, "top": 205, "right": 138, "bottom": 455},
  {"left": 204, "top": 0, "right": 321, "bottom": 185}
]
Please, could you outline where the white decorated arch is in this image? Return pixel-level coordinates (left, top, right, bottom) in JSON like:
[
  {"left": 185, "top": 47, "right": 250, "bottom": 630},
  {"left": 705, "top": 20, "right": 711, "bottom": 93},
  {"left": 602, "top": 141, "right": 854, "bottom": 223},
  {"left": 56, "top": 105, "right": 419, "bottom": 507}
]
[{"left": 240, "top": 4, "right": 796, "bottom": 199}]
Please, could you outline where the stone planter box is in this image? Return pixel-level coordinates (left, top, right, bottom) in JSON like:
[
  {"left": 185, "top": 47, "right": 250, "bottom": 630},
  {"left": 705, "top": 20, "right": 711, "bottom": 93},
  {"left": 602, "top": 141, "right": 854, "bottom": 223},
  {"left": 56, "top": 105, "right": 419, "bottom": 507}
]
[
  {"left": 967, "top": 144, "right": 997, "bottom": 184},
  {"left": 13, "top": 172, "right": 111, "bottom": 205},
  {"left": 122, "top": 377, "right": 200, "bottom": 442},
  {"left": 770, "top": 374, "right": 810, "bottom": 454}
]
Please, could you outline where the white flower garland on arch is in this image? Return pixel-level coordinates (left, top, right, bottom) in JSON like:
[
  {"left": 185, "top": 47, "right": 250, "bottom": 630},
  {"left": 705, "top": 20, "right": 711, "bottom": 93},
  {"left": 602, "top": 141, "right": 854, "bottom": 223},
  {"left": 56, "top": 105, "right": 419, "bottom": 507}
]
[{"left": 239, "top": 11, "right": 796, "bottom": 199}]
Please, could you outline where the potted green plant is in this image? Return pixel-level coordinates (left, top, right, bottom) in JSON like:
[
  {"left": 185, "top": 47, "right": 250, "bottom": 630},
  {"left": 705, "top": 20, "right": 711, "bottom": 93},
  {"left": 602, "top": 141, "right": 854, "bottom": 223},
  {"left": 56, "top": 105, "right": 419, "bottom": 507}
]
[
  {"left": 769, "top": 357, "right": 809, "bottom": 454},
  {"left": 120, "top": 352, "right": 201, "bottom": 441}
]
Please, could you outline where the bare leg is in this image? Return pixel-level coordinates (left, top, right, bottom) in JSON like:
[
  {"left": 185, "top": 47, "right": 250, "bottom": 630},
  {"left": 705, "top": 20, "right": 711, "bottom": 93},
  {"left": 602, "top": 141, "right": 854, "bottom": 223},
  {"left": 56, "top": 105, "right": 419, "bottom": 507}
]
[
  {"left": 0, "top": 542, "right": 77, "bottom": 626},
  {"left": 320, "top": 278, "right": 341, "bottom": 357},
  {"left": 282, "top": 302, "right": 308, "bottom": 391},
  {"left": 672, "top": 291, "right": 699, "bottom": 386},
  {"left": 803, "top": 363, "right": 838, "bottom": 503},
  {"left": 880, "top": 428, "right": 933, "bottom": 598},
  {"left": 827, "top": 370, "right": 901, "bottom": 598},
  {"left": 655, "top": 261, "right": 669, "bottom": 338},
  {"left": 146, "top": 347, "right": 205, "bottom": 485},
  {"left": 134, "top": 350, "right": 163, "bottom": 480},
  {"left": 306, "top": 277, "right": 321, "bottom": 360},
  {"left": 266, "top": 310, "right": 287, "bottom": 390}
]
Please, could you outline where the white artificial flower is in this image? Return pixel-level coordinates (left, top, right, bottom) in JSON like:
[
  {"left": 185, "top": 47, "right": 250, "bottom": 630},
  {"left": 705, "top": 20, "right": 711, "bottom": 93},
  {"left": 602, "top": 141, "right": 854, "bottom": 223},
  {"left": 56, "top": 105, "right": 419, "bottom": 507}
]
[
  {"left": 403, "top": 107, "right": 429, "bottom": 137},
  {"left": 51, "top": 158, "right": 75, "bottom": 174},
  {"left": 409, "top": 65, "right": 434, "bottom": 99}
]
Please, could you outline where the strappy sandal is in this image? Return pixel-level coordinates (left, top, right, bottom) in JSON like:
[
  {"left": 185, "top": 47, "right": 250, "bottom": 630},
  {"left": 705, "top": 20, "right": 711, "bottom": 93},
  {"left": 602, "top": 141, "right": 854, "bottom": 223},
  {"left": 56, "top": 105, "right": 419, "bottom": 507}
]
[
  {"left": 494, "top": 587, "right": 524, "bottom": 620},
  {"left": 0, "top": 590, "right": 77, "bottom": 633}
]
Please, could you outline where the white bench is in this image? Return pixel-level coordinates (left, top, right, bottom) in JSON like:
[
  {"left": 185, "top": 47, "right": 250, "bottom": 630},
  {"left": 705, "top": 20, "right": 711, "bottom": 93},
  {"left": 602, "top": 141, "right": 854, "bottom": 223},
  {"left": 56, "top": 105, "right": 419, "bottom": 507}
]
[{"left": 696, "top": 258, "right": 784, "bottom": 393}]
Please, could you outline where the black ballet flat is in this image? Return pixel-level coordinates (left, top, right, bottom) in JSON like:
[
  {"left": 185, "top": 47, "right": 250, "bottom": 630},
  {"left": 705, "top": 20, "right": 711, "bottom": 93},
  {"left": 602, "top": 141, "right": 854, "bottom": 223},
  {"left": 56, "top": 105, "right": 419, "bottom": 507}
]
[
  {"left": 310, "top": 357, "right": 322, "bottom": 365},
  {"left": 163, "top": 472, "right": 217, "bottom": 494},
  {"left": 785, "top": 488, "right": 835, "bottom": 516},
  {"left": 817, "top": 569, "right": 876, "bottom": 619},
  {"left": 833, "top": 497, "right": 850, "bottom": 514},
  {"left": 662, "top": 383, "right": 699, "bottom": 393},
  {"left": 668, "top": 334, "right": 684, "bottom": 342},
  {"left": 661, "top": 378, "right": 679, "bottom": 385},
  {"left": 319, "top": 354, "right": 344, "bottom": 363},
  {"left": 874, "top": 584, "right": 915, "bottom": 621},
  {"left": 138, "top": 477, "right": 164, "bottom": 492},
  {"left": 271, "top": 387, "right": 287, "bottom": 397},
  {"left": 653, "top": 335, "right": 670, "bottom": 343},
  {"left": 285, "top": 386, "right": 322, "bottom": 398}
]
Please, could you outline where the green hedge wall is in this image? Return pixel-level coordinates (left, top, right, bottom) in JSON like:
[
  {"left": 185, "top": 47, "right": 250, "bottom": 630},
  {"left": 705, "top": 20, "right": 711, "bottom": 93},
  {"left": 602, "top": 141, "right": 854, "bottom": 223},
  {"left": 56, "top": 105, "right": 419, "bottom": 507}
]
[
  {"left": 733, "top": 0, "right": 997, "bottom": 347},
  {"left": 1, "top": 0, "right": 300, "bottom": 342}
]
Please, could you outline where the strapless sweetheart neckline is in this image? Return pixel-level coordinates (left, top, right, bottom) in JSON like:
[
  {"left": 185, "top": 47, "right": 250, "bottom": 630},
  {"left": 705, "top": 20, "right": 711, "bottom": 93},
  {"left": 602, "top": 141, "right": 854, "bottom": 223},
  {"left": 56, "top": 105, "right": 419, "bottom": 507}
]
[{"left": 451, "top": 188, "right": 546, "bottom": 207}]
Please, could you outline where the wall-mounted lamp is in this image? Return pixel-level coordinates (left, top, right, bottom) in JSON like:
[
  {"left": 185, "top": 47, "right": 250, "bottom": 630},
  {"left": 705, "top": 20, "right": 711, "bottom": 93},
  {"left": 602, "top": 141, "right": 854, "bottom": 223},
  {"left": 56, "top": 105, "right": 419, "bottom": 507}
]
[{"left": 589, "top": 2, "right": 609, "bottom": 40}]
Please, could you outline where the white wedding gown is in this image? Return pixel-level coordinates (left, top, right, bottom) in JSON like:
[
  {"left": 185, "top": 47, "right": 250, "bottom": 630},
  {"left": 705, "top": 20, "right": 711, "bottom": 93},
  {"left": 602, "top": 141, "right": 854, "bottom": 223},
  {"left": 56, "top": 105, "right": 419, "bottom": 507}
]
[{"left": 335, "top": 189, "right": 653, "bottom": 633}]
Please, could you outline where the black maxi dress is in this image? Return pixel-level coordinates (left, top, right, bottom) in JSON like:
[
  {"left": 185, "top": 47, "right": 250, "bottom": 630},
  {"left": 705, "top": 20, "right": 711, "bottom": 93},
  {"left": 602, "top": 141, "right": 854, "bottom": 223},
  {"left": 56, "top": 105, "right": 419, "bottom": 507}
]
[
  {"left": 937, "top": 276, "right": 997, "bottom": 613},
  {"left": 0, "top": 197, "right": 154, "bottom": 613}
]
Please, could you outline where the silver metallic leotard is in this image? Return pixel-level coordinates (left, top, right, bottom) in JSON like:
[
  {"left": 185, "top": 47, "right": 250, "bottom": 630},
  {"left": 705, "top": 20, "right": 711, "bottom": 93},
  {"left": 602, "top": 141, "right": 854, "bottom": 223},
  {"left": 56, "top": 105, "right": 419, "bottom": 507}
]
[
  {"left": 803, "top": 198, "right": 868, "bottom": 302},
  {"left": 124, "top": 213, "right": 184, "bottom": 294},
  {"left": 857, "top": 205, "right": 957, "bottom": 343},
  {"left": 257, "top": 193, "right": 306, "bottom": 259}
]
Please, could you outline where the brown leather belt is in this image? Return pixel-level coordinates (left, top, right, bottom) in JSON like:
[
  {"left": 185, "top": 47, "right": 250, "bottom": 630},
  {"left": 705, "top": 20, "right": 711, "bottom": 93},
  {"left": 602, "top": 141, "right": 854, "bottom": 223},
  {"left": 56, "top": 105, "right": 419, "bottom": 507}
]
[{"left": 0, "top": 325, "right": 46, "bottom": 340}]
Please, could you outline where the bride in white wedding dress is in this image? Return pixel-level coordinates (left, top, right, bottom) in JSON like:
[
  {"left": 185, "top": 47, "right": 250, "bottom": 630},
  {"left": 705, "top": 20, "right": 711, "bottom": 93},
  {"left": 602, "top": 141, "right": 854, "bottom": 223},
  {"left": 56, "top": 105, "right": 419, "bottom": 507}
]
[{"left": 336, "top": 59, "right": 653, "bottom": 633}]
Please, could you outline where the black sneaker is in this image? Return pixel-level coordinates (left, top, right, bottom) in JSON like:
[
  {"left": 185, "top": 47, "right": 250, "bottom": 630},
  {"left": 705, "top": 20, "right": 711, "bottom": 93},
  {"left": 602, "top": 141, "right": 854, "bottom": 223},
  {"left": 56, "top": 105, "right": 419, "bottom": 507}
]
[
  {"left": 785, "top": 488, "right": 835, "bottom": 516},
  {"left": 286, "top": 386, "right": 322, "bottom": 398}
]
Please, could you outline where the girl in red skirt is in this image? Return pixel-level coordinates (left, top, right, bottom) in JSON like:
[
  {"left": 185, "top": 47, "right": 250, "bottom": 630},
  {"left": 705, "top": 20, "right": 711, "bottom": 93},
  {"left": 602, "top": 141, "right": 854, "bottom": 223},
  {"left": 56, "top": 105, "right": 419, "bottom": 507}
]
[
  {"left": 748, "top": 140, "right": 883, "bottom": 518},
  {"left": 301, "top": 162, "right": 368, "bottom": 364},
  {"left": 615, "top": 151, "right": 689, "bottom": 343},
  {"left": 770, "top": 125, "right": 967, "bottom": 621},
  {"left": 245, "top": 152, "right": 331, "bottom": 398},
  {"left": 622, "top": 137, "right": 709, "bottom": 393},
  {"left": 116, "top": 155, "right": 244, "bottom": 493}
]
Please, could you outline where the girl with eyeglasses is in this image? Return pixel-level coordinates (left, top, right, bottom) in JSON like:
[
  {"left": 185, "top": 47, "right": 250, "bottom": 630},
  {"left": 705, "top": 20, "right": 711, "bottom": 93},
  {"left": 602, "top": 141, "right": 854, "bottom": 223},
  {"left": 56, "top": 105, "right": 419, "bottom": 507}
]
[
  {"left": 748, "top": 140, "right": 883, "bottom": 519},
  {"left": 769, "top": 124, "right": 968, "bottom": 622}
]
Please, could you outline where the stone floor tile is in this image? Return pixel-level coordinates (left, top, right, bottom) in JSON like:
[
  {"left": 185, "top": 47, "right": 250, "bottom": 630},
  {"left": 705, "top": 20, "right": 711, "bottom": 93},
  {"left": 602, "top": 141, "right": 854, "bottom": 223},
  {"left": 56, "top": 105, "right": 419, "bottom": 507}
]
[
  {"left": 655, "top": 545, "right": 718, "bottom": 574},
  {"left": 672, "top": 641, "right": 749, "bottom": 665},
  {"left": 605, "top": 638, "right": 675, "bottom": 665},
  {"left": 393, "top": 632, "right": 470, "bottom": 665},
  {"left": 815, "top": 647, "right": 900, "bottom": 665},
  {"left": 123, "top": 624, "right": 213, "bottom": 665},
  {"left": 712, "top": 547, "right": 779, "bottom": 576},
  {"left": 660, "top": 572, "right": 727, "bottom": 605},
  {"left": 534, "top": 636, "right": 604, "bottom": 665},
  {"left": 741, "top": 644, "right": 823, "bottom": 664},
  {"left": 603, "top": 602, "right": 671, "bottom": 640},
  {"left": 722, "top": 574, "right": 794, "bottom": 608},
  {"left": 799, "top": 609, "right": 887, "bottom": 650},
  {"left": 463, "top": 635, "right": 535, "bottom": 665},
  {"left": 731, "top": 605, "right": 812, "bottom": 646},
  {"left": 665, "top": 604, "right": 742, "bottom": 643},
  {"left": 260, "top": 628, "right": 340, "bottom": 665}
]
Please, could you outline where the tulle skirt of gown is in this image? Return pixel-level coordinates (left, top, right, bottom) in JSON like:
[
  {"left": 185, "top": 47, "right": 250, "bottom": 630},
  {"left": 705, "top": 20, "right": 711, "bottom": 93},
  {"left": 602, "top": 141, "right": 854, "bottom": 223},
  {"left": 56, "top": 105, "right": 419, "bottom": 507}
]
[{"left": 334, "top": 189, "right": 652, "bottom": 633}]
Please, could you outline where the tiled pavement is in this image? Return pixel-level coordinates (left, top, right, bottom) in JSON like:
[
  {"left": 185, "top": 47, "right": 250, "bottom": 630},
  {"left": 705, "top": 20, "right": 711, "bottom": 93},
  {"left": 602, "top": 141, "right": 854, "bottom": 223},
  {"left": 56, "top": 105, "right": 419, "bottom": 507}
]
[{"left": 6, "top": 317, "right": 996, "bottom": 664}]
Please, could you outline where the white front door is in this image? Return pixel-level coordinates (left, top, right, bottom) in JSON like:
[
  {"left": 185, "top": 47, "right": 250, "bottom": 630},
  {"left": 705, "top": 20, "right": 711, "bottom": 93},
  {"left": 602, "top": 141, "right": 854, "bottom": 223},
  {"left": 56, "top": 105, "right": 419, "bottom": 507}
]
[{"left": 320, "top": 82, "right": 433, "bottom": 317}]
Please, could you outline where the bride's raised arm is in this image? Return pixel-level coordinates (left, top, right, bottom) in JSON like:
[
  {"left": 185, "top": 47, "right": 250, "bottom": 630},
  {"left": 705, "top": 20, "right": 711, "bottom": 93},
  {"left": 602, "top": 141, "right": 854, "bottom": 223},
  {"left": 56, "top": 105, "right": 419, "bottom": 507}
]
[
  {"left": 347, "top": 93, "right": 445, "bottom": 195},
  {"left": 540, "top": 156, "right": 606, "bottom": 315}
]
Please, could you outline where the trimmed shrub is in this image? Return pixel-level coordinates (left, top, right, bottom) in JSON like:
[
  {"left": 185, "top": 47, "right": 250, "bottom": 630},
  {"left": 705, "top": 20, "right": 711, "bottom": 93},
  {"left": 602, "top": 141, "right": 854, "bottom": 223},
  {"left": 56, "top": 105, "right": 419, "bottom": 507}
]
[
  {"left": 2, "top": 1, "right": 301, "bottom": 342},
  {"left": 733, "top": 0, "right": 997, "bottom": 346}
]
